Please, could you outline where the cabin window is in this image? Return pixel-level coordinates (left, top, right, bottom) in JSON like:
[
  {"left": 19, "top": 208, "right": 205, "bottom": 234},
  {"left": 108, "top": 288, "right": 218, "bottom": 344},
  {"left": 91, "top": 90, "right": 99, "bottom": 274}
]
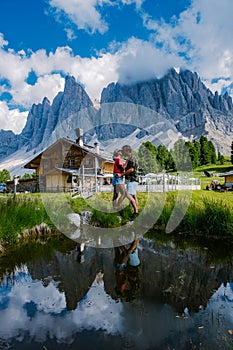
[
  {"left": 44, "top": 164, "right": 48, "bottom": 169},
  {"left": 85, "top": 158, "right": 92, "bottom": 166},
  {"left": 69, "top": 159, "right": 75, "bottom": 166}
]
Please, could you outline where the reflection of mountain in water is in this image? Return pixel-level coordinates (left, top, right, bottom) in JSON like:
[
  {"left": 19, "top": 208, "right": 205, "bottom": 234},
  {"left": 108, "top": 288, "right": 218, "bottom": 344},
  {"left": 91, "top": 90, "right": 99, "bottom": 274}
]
[{"left": 25, "top": 238, "right": 233, "bottom": 313}]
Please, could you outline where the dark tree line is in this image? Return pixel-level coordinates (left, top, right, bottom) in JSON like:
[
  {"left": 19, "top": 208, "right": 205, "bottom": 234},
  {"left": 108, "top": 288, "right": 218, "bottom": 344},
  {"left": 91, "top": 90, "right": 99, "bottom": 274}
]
[{"left": 138, "top": 136, "right": 223, "bottom": 174}]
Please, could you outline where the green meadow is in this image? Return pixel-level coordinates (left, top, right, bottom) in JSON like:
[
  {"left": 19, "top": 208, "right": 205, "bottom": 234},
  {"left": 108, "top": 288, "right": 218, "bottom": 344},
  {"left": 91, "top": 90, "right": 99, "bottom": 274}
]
[
  {"left": 0, "top": 161, "right": 233, "bottom": 247},
  {"left": 193, "top": 157, "right": 233, "bottom": 189}
]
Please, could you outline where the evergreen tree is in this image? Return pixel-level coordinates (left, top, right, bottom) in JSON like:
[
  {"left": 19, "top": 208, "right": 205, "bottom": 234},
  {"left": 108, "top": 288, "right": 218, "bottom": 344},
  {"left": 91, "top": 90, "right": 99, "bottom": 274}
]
[
  {"left": 165, "top": 151, "right": 176, "bottom": 171},
  {"left": 0, "top": 169, "right": 11, "bottom": 183},
  {"left": 193, "top": 139, "right": 201, "bottom": 167},
  {"left": 186, "top": 141, "right": 200, "bottom": 169},
  {"left": 156, "top": 145, "right": 169, "bottom": 170},
  {"left": 171, "top": 139, "right": 192, "bottom": 171},
  {"left": 200, "top": 136, "right": 211, "bottom": 165},
  {"left": 21, "top": 172, "right": 37, "bottom": 179},
  {"left": 138, "top": 142, "right": 158, "bottom": 174},
  {"left": 208, "top": 140, "right": 217, "bottom": 164},
  {"left": 199, "top": 136, "right": 218, "bottom": 165},
  {"left": 217, "top": 152, "right": 225, "bottom": 165}
]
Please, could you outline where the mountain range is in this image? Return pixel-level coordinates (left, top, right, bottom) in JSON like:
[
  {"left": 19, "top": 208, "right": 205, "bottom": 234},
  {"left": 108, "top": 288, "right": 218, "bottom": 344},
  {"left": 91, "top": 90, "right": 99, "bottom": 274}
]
[{"left": 0, "top": 68, "right": 233, "bottom": 174}]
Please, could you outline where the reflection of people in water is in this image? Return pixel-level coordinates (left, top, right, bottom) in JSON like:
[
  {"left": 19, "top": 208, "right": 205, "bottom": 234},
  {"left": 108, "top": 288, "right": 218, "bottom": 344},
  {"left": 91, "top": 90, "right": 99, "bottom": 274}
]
[
  {"left": 114, "top": 237, "right": 141, "bottom": 301},
  {"left": 76, "top": 243, "right": 85, "bottom": 263},
  {"left": 114, "top": 245, "right": 128, "bottom": 296}
]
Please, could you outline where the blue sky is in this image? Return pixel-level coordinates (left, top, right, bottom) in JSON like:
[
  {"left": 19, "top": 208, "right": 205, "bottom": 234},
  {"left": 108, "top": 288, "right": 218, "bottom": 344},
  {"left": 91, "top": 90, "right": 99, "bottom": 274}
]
[{"left": 0, "top": 0, "right": 233, "bottom": 133}]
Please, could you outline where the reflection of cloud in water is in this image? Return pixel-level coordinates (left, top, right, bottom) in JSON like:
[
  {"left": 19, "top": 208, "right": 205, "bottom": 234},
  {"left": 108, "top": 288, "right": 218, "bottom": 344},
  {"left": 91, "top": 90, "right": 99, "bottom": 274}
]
[
  {"left": 2, "top": 262, "right": 233, "bottom": 348},
  {"left": 229, "top": 282, "right": 233, "bottom": 294},
  {"left": 219, "top": 282, "right": 233, "bottom": 303},
  {"left": 206, "top": 283, "right": 233, "bottom": 326},
  {"left": 0, "top": 269, "right": 123, "bottom": 344}
]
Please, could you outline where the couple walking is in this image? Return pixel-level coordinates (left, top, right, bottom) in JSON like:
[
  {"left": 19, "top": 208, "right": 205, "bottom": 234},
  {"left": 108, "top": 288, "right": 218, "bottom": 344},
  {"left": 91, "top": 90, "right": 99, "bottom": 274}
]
[{"left": 112, "top": 145, "right": 139, "bottom": 218}]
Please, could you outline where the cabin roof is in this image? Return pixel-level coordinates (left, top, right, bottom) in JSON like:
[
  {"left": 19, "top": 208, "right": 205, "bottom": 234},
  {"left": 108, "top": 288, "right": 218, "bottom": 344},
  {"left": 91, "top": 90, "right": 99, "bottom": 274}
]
[
  {"left": 55, "top": 167, "right": 81, "bottom": 175},
  {"left": 62, "top": 137, "right": 113, "bottom": 161},
  {"left": 54, "top": 167, "right": 113, "bottom": 177},
  {"left": 218, "top": 170, "right": 233, "bottom": 177},
  {"left": 24, "top": 137, "right": 113, "bottom": 169}
]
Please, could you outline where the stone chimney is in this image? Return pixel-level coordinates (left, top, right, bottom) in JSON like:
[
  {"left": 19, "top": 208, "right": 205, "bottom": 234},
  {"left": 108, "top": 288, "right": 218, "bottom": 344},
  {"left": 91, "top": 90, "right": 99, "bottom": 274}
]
[
  {"left": 75, "top": 128, "right": 83, "bottom": 147},
  {"left": 94, "top": 141, "right": 99, "bottom": 154}
]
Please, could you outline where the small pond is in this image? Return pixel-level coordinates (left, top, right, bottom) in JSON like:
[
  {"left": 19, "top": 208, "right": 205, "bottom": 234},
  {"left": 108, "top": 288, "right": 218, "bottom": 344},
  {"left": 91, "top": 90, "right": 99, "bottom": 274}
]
[{"left": 1, "top": 234, "right": 233, "bottom": 350}]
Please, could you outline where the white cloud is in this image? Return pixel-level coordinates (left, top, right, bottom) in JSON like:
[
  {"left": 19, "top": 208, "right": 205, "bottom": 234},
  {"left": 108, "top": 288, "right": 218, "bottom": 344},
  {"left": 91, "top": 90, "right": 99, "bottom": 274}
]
[
  {"left": 2, "top": 0, "right": 233, "bottom": 133},
  {"left": 121, "top": 0, "right": 144, "bottom": 10},
  {"left": 0, "top": 47, "right": 30, "bottom": 86},
  {"left": 0, "top": 101, "right": 27, "bottom": 134},
  {"left": 204, "top": 78, "right": 230, "bottom": 96},
  {"left": 67, "top": 52, "right": 119, "bottom": 99},
  {"left": 47, "top": 0, "right": 144, "bottom": 38},
  {"left": 28, "top": 45, "right": 119, "bottom": 100},
  {"left": 12, "top": 74, "right": 65, "bottom": 107},
  {"left": 48, "top": 0, "right": 109, "bottom": 34},
  {"left": 1, "top": 33, "right": 182, "bottom": 110},
  {"left": 64, "top": 28, "right": 77, "bottom": 41},
  {"left": 142, "top": 0, "right": 233, "bottom": 95},
  {"left": 0, "top": 33, "right": 8, "bottom": 48},
  {"left": 116, "top": 37, "right": 183, "bottom": 84},
  {"left": 0, "top": 37, "right": 119, "bottom": 106}
]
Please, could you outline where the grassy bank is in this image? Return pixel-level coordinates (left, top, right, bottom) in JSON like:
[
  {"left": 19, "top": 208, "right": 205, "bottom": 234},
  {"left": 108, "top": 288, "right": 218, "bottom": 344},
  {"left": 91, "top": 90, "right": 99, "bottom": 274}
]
[
  {"left": 0, "top": 193, "right": 92, "bottom": 245},
  {"left": 86, "top": 190, "right": 233, "bottom": 236},
  {"left": 0, "top": 187, "right": 233, "bottom": 246},
  {"left": 193, "top": 159, "right": 233, "bottom": 189},
  {"left": 0, "top": 195, "right": 55, "bottom": 244},
  {"left": 157, "top": 191, "right": 233, "bottom": 236}
]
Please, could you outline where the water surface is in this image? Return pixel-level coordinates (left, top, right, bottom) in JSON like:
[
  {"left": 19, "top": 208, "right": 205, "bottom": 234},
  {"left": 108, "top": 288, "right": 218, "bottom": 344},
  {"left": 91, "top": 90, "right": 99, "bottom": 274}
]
[{"left": 1, "top": 235, "right": 233, "bottom": 349}]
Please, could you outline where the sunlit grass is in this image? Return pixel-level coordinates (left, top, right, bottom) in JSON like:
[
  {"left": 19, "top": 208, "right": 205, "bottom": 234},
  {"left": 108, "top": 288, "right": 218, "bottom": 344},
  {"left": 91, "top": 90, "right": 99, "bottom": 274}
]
[
  {"left": 0, "top": 194, "right": 55, "bottom": 243},
  {"left": 1, "top": 185, "right": 233, "bottom": 245},
  {"left": 193, "top": 160, "right": 233, "bottom": 189},
  {"left": 84, "top": 191, "right": 233, "bottom": 236}
]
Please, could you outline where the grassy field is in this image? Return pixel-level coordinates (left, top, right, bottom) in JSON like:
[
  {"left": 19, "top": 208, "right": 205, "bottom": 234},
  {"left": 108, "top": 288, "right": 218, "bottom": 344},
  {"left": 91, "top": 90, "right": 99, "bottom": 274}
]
[
  {"left": 0, "top": 192, "right": 232, "bottom": 241},
  {"left": 193, "top": 158, "right": 233, "bottom": 189},
  {"left": 0, "top": 160, "right": 233, "bottom": 245},
  {"left": 0, "top": 194, "right": 55, "bottom": 243},
  {"left": 0, "top": 192, "right": 94, "bottom": 244},
  {"left": 192, "top": 188, "right": 233, "bottom": 204},
  {"left": 90, "top": 190, "right": 233, "bottom": 236}
]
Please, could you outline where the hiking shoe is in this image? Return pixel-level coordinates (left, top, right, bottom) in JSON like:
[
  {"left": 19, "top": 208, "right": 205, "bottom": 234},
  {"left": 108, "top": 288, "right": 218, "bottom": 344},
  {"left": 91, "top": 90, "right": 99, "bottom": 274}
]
[{"left": 131, "top": 212, "right": 139, "bottom": 220}]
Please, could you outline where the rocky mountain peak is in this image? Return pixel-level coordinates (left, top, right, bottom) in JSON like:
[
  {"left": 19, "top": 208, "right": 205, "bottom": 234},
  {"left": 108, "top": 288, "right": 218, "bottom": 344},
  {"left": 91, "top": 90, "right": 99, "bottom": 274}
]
[
  {"left": 99, "top": 69, "right": 233, "bottom": 154},
  {"left": 3, "top": 75, "right": 95, "bottom": 155},
  {"left": 1, "top": 70, "right": 233, "bottom": 168}
]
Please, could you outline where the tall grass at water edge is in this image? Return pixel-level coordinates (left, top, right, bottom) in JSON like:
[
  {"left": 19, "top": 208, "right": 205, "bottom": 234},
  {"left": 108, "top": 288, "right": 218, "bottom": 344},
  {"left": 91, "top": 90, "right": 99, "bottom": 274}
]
[
  {"left": 155, "top": 193, "right": 233, "bottom": 236},
  {"left": 0, "top": 195, "right": 54, "bottom": 243},
  {"left": 0, "top": 193, "right": 100, "bottom": 244},
  {"left": 79, "top": 191, "right": 233, "bottom": 237},
  {"left": 1, "top": 191, "right": 233, "bottom": 244}
]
